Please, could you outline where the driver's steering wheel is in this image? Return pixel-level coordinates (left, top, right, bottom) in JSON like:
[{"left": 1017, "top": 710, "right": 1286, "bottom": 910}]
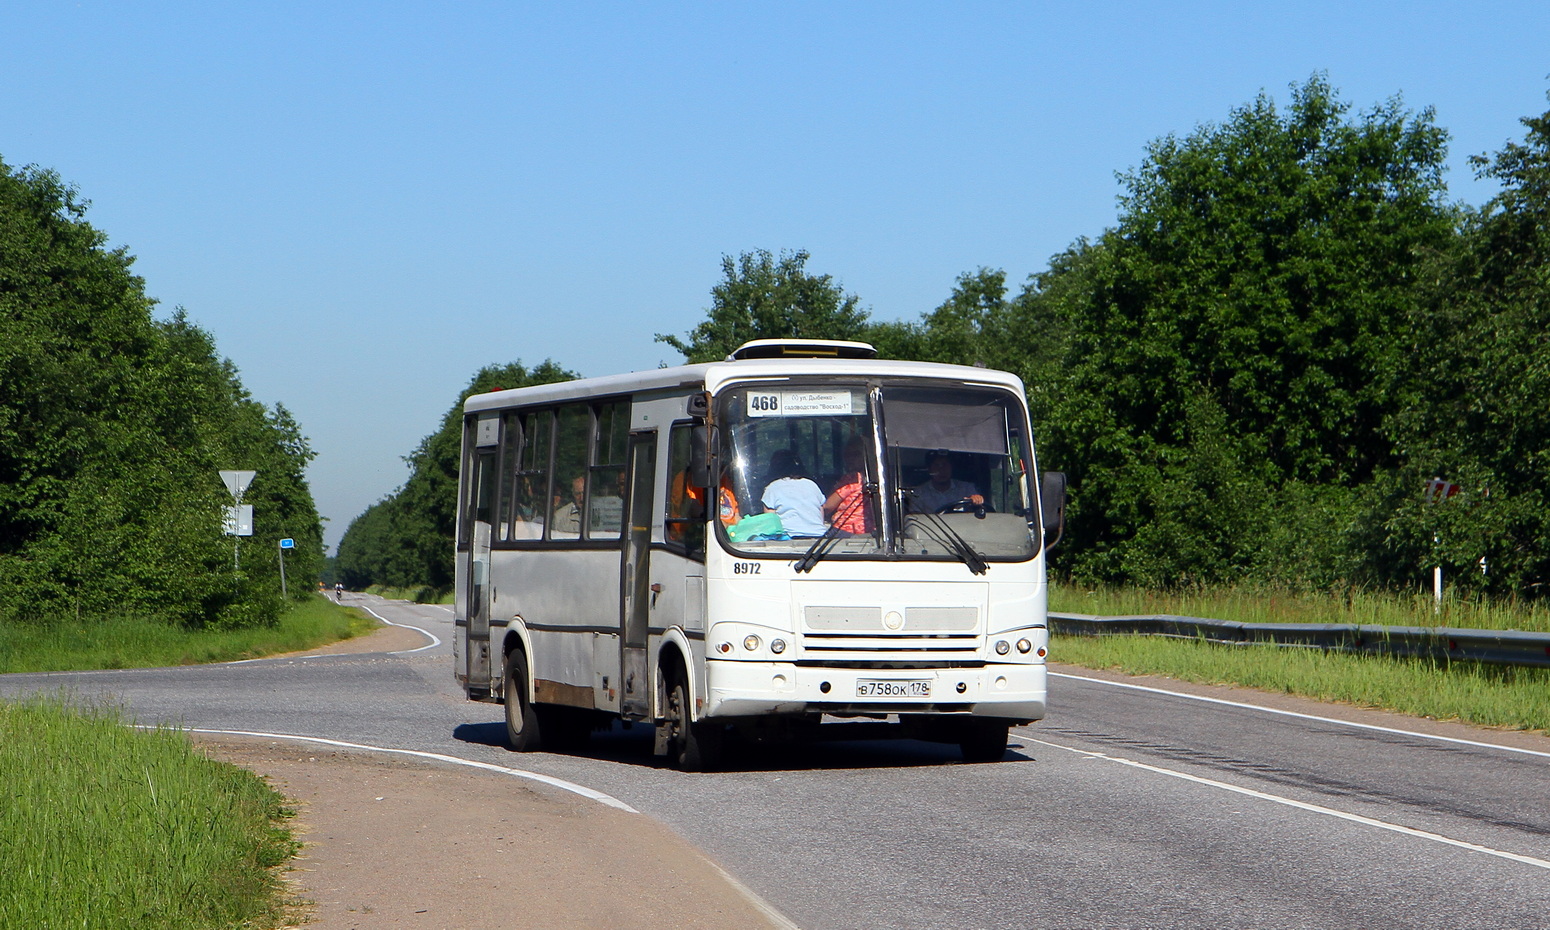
[{"left": 936, "top": 498, "right": 988, "bottom": 517}]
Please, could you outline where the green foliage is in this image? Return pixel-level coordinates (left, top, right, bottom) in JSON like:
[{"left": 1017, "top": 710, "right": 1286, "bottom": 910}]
[
  {"left": 0, "top": 157, "right": 322, "bottom": 628},
  {"left": 1032, "top": 76, "right": 1457, "bottom": 587},
  {"left": 0, "top": 594, "right": 374, "bottom": 673},
  {"left": 656, "top": 249, "right": 871, "bottom": 362},
  {"left": 0, "top": 696, "right": 299, "bottom": 928},
  {"left": 335, "top": 359, "right": 576, "bottom": 590},
  {"left": 1383, "top": 93, "right": 1550, "bottom": 597}
]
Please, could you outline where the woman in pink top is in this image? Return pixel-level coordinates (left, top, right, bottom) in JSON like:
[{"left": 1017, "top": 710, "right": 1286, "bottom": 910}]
[{"left": 823, "top": 438, "right": 874, "bottom": 535}]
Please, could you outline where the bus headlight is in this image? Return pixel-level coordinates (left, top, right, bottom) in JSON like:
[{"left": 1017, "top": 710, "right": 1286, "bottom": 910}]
[
  {"left": 1016, "top": 638, "right": 1033, "bottom": 654},
  {"left": 743, "top": 634, "right": 762, "bottom": 652},
  {"left": 770, "top": 638, "right": 787, "bottom": 654},
  {"left": 995, "top": 640, "right": 1010, "bottom": 655}
]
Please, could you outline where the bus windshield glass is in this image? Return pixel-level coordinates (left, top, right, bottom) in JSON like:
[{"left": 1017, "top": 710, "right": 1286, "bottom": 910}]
[{"left": 716, "top": 381, "right": 1037, "bottom": 562}]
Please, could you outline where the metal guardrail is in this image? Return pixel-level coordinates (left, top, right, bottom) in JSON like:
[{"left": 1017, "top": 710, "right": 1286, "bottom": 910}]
[{"left": 1048, "top": 613, "right": 1550, "bottom": 669}]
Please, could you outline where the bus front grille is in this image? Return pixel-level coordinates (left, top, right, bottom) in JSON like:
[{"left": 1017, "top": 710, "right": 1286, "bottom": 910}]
[{"left": 798, "top": 632, "right": 980, "bottom": 659}]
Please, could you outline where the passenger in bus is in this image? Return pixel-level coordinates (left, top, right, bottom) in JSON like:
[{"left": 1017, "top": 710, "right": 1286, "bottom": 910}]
[
  {"left": 552, "top": 475, "right": 585, "bottom": 534},
  {"left": 823, "top": 437, "right": 874, "bottom": 535},
  {"left": 760, "top": 449, "right": 827, "bottom": 536},
  {"left": 908, "top": 451, "right": 984, "bottom": 513},
  {"left": 589, "top": 470, "right": 624, "bottom": 535}
]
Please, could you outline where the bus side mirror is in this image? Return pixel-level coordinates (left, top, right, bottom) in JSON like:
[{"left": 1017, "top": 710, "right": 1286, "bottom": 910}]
[
  {"left": 689, "top": 425, "right": 715, "bottom": 488},
  {"left": 1040, "top": 471, "right": 1066, "bottom": 551}
]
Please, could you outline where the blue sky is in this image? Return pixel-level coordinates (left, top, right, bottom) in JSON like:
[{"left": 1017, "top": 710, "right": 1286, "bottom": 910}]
[{"left": 6, "top": 2, "right": 1548, "bottom": 551}]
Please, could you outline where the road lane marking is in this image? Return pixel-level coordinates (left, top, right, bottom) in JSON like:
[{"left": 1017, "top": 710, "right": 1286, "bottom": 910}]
[
  {"left": 1050, "top": 671, "right": 1550, "bottom": 760},
  {"left": 354, "top": 601, "right": 441, "bottom": 652},
  {"left": 1023, "top": 735, "right": 1550, "bottom": 872},
  {"left": 183, "top": 727, "right": 636, "bottom": 810}
]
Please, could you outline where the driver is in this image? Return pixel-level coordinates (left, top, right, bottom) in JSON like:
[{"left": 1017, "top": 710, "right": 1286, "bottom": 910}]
[{"left": 909, "top": 451, "right": 984, "bottom": 513}]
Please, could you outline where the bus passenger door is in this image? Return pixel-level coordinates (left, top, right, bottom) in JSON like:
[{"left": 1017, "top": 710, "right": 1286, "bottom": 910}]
[
  {"left": 619, "top": 430, "right": 657, "bottom": 719},
  {"left": 465, "top": 420, "right": 498, "bottom": 693}
]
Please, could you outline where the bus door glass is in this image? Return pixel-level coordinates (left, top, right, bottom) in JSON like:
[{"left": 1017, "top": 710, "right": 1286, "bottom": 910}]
[
  {"left": 619, "top": 430, "right": 657, "bottom": 719},
  {"left": 465, "top": 414, "right": 499, "bottom": 689}
]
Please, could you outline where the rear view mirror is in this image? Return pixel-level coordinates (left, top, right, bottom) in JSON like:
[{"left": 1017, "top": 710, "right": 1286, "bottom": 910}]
[
  {"left": 688, "top": 425, "right": 715, "bottom": 489},
  {"left": 1040, "top": 471, "right": 1066, "bottom": 551}
]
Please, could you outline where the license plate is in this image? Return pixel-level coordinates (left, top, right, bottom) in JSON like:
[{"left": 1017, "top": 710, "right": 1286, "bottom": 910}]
[{"left": 856, "top": 679, "right": 931, "bottom": 698}]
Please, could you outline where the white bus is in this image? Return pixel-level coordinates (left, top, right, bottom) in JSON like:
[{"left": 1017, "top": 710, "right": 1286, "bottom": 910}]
[{"left": 453, "top": 339, "right": 1065, "bottom": 769}]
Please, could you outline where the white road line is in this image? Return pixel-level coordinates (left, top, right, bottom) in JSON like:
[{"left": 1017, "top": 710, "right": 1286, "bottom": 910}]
[
  {"left": 1050, "top": 671, "right": 1550, "bottom": 760},
  {"left": 1023, "top": 735, "right": 1550, "bottom": 872},
  {"left": 183, "top": 727, "right": 637, "bottom": 810},
  {"left": 353, "top": 601, "right": 441, "bottom": 652}
]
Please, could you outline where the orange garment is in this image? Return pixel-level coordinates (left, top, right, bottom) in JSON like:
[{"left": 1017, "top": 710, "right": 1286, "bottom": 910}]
[{"left": 689, "top": 480, "right": 740, "bottom": 526}]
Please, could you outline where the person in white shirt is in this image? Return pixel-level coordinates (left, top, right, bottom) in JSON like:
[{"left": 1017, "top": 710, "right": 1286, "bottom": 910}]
[{"left": 760, "top": 449, "right": 827, "bottom": 536}]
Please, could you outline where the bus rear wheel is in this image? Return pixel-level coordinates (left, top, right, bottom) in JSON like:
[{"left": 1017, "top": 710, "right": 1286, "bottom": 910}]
[{"left": 504, "top": 650, "right": 544, "bottom": 752}]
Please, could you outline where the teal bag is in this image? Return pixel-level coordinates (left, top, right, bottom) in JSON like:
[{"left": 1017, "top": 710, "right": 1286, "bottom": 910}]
[{"left": 727, "top": 511, "right": 785, "bottom": 543}]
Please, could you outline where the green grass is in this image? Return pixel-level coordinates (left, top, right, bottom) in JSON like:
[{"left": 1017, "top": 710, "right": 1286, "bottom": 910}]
[
  {"left": 1049, "top": 582, "right": 1550, "bottom": 633},
  {"left": 0, "top": 695, "right": 300, "bottom": 929},
  {"left": 1052, "top": 634, "right": 1550, "bottom": 734},
  {"left": 0, "top": 594, "right": 377, "bottom": 674}
]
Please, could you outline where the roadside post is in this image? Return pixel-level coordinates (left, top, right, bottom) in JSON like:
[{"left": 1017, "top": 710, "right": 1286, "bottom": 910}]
[
  {"left": 219, "top": 470, "right": 256, "bottom": 573},
  {"left": 278, "top": 537, "right": 295, "bottom": 598},
  {"left": 1424, "top": 477, "right": 1460, "bottom": 611}
]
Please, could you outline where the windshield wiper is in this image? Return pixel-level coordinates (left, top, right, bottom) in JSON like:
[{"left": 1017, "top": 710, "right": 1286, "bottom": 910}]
[
  {"left": 794, "top": 485, "right": 872, "bottom": 573},
  {"left": 905, "top": 499, "right": 988, "bottom": 575}
]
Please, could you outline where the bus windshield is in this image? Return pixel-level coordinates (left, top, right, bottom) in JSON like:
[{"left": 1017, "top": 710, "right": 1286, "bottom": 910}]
[{"left": 716, "top": 381, "right": 1038, "bottom": 562}]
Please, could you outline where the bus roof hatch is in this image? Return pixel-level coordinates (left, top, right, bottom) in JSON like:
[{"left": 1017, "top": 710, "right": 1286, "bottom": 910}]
[{"left": 727, "top": 339, "right": 878, "bottom": 361}]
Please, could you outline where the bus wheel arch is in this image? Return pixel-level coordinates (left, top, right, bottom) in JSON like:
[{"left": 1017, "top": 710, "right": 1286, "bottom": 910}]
[{"left": 656, "top": 645, "right": 723, "bottom": 772}]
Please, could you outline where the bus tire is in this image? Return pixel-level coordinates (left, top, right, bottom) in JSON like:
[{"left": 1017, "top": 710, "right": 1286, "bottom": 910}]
[
  {"left": 958, "top": 720, "right": 1010, "bottom": 763},
  {"left": 668, "top": 677, "right": 723, "bottom": 772},
  {"left": 504, "top": 650, "right": 544, "bottom": 752}
]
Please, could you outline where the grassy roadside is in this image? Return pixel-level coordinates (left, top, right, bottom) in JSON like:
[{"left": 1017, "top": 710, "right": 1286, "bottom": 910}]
[
  {"left": 1049, "top": 582, "right": 1550, "bottom": 632},
  {"left": 0, "top": 593, "right": 377, "bottom": 674},
  {"left": 1048, "top": 583, "right": 1550, "bottom": 734},
  {"left": 0, "top": 695, "right": 300, "bottom": 929}
]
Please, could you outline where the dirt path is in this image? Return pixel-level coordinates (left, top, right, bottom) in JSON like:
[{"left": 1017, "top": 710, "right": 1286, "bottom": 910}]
[{"left": 198, "top": 623, "right": 794, "bottom": 930}]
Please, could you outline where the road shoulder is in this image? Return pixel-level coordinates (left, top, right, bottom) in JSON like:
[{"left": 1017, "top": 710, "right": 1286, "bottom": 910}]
[{"left": 199, "top": 735, "right": 793, "bottom": 930}]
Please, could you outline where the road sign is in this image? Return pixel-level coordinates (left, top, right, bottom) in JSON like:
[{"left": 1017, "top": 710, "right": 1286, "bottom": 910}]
[
  {"left": 279, "top": 538, "right": 295, "bottom": 550},
  {"left": 220, "top": 470, "right": 256, "bottom": 502},
  {"left": 223, "top": 505, "right": 254, "bottom": 536}
]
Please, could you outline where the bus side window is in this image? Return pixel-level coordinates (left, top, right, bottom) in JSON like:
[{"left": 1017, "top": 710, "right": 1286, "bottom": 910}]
[
  {"left": 665, "top": 423, "right": 705, "bottom": 557},
  {"left": 497, "top": 410, "right": 523, "bottom": 541},
  {"left": 588, "top": 401, "right": 628, "bottom": 539},
  {"left": 551, "top": 404, "right": 590, "bottom": 538},
  {"left": 510, "top": 410, "right": 551, "bottom": 540}
]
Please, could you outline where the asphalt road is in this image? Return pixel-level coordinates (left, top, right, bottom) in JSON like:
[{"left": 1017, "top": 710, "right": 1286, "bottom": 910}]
[{"left": 5, "top": 594, "right": 1548, "bottom": 930}]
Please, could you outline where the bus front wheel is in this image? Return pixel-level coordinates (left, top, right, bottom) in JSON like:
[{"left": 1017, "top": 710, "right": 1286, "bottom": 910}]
[
  {"left": 958, "top": 720, "right": 1010, "bottom": 763},
  {"left": 504, "top": 650, "right": 544, "bottom": 752},
  {"left": 666, "top": 677, "right": 723, "bottom": 772}
]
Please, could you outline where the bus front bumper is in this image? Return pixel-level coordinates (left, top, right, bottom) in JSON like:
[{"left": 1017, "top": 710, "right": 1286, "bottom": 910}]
[{"left": 703, "top": 659, "right": 1046, "bottom": 722}]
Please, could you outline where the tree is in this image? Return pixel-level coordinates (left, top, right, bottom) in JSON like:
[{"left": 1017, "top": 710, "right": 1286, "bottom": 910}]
[
  {"left": 1383, "top": 93, "right": 1550, "bottom": 596},
  {"left": 656, "top": 250, "right": 870, "bottom": 362},
  {"left": 1040, "top": 76, "right": 1457, "bottom": 586},
  {"left": 0, "top": 157, "right": 323, "bottom": 625}
]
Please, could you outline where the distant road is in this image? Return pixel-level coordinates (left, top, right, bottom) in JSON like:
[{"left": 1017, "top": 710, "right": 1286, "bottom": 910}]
[{"left": 5, "top": 594, "right": 1548, "bottom": 929}]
